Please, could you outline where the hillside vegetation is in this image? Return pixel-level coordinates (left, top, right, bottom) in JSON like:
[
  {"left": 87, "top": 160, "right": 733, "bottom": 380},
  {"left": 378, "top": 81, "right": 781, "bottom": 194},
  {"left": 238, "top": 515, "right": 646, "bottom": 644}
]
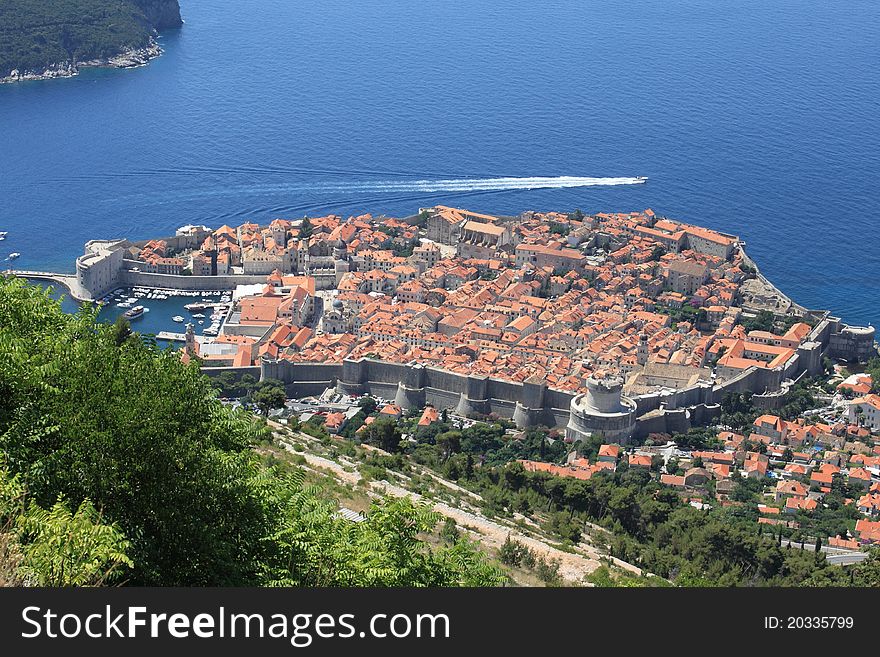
[
  {"left": 0, "top": 0, "right": 181, "bottom": 78},
  {"left": 0, "top": 277, "right": 503, "bottom": 586}
]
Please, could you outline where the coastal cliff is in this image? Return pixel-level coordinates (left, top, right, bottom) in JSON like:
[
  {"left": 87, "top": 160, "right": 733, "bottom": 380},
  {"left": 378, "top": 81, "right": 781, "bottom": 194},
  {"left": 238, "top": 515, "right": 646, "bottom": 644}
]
[
  {"left": 132, "top": 0, "right": 183, "bottom": 30},
  {"left": 0, "top": 0, "right": 183, "bottom": 83}
]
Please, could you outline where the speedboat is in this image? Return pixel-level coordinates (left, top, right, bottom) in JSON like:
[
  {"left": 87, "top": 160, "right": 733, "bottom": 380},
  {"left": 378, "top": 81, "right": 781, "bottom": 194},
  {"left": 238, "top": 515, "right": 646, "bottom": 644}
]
[
  {"left": 0, "top": 232, "right": 7, "bottom": 240},
  {"left": 634, "top": 176, "right": 648, "bottom": 183},
  {"left": 8, "top": 252, "right": 20, "bottom": 260},
  {"left": 172, "top": 315, "right": 185, "bottom": 323}
]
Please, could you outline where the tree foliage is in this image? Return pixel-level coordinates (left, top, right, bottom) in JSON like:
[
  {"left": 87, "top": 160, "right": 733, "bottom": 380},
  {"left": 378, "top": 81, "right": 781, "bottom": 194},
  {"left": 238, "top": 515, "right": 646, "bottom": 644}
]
[
  {"left": 267, "top": 487, "right": 504, "bottom": 586},
  {"left": 438, "top": 453, "right": 864, "bottom": 586},
  {"left": 0, "top": 0, "right": 180, "bottom": 78},
  {"left": 0, "top": 278, "right": 503, "bottom": 587},
  {"left": 1, "top": 463, "right": 131, "bottom": 586},
  {"left": 248, "top": 378, "right": 287, "bottom": 416},
  {"left": 359, "top": 417, "right": 403, "bottom": 453}
]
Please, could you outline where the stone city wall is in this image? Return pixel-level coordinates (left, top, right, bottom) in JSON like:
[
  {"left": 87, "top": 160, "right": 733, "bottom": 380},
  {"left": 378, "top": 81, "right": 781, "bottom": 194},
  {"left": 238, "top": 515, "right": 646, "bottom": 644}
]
[
  {"left": 121, "top": 262, "right": 269, "bottom": 290},
  {"left": 258, "top": 358, "right": 571, "bottom": 428}
]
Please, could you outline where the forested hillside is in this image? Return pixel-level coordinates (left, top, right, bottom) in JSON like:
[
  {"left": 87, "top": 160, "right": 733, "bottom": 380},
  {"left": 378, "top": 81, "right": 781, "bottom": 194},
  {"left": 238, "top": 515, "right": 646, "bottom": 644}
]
[
  {"left": 0, "top": 0, "right": 182, "bottom": 79},
  {"left": 0, "top": 277, "right": 503, "bottom": 586}
]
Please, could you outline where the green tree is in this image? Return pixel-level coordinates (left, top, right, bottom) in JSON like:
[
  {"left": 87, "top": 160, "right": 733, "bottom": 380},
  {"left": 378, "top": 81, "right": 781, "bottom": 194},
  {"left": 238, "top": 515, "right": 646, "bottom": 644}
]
[
  {"left": 357, "top": 395, "right": 378, "bottom": 415},
  {"left": 436, "top": 431, "right": 462, "bottom": 462},
  {"left": 0, "top": 278, "right": 508, "bottom": 589},
  {"left": 269, "top": 493, "right": 504, "bottom": 586},
  {"left": 440, "top": 517, "right": 459, "bottom": 545},
  {"left": 248, "top": 379, "right": 287, "bottom": 416},
  {"left": 360, "top": 417, "right": 403, "bottom": 453},
  {"left": 238, "top": 373, "right": 258, "bottom": 393},
  {"left": 299, "top": 216, "right": 313, "bottom": 239},
  {"left": 110, "top": 316, "right": 133, "bottom": 347},
  {"left": 1, "top": 464, "right": 132, "bottom": 586},
  {"left": 16, "top": 498, "right": 133, "bottom": 586},
  {"left": 0, "top": 278, "right": 281, "bottom": 585}
]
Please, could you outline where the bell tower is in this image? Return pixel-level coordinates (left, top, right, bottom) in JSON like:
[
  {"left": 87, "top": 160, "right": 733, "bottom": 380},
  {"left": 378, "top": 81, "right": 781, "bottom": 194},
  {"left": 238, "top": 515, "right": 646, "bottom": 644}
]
[
  {"left": 637, "top": 332, "right": 649, "bottom": 366},
  {"left": 185, "top": 322, "right": 196, "bottom": 357}
]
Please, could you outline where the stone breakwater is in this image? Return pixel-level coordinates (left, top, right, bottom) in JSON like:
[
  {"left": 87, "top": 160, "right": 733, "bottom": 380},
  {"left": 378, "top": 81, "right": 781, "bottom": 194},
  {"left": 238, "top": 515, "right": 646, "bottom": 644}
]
[{"left": 0, "top": 39, "right": 163, "bottom": 84}]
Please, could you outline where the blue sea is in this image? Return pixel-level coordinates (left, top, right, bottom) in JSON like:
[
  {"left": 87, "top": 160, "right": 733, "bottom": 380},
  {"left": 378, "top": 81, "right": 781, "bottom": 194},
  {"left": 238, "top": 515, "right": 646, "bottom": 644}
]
[{"left": 1, "top": 0, "right": 878, "bottom": 327}]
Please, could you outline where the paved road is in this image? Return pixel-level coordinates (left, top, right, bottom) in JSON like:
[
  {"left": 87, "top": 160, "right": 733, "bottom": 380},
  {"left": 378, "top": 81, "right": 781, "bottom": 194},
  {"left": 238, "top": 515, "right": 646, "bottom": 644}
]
[
  {"left": 779, "top": 539, "right": 867, "bottom": 565},
  {"left": 825, "top": 552, "right": 868, "bottom": 566}
]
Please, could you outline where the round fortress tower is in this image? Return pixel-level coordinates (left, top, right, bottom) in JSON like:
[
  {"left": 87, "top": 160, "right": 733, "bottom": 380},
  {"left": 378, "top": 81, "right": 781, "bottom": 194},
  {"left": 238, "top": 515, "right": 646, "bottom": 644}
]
[{"left": 566, "top": 375, "right": 637, "bottom": 444}]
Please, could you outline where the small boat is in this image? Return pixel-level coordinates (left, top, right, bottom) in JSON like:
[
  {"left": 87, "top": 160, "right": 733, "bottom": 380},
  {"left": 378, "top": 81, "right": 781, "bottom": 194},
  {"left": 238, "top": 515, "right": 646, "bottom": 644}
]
[
  {"left": 8, "top": 252, "right": 20, "bottom": 260},
  {"left": 172, "top": 315, "right": 185, "bottom": 323},
  {"left": 192, "top": 313, "right": 205, "bottom": 318},
  {"left": 124, "top": 305, "right": 145, "bottom": 320},
  {"left": 118, "top": 302, "right": 132, "bottom": 308}
]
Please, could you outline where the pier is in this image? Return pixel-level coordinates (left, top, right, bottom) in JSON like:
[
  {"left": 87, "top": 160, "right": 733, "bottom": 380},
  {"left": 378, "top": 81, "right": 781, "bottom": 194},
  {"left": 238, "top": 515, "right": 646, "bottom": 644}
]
[
  {"left": 156, "top": 331, "right": 210, "bottom": 343},
  {"left": 4, "top": 269, "right": 91, "bottom": 301}
]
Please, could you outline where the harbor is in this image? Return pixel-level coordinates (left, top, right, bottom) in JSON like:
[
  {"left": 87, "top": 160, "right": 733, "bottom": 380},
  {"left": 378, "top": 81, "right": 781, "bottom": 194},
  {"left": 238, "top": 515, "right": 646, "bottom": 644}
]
[{"left": 23, "top": 278, "right": 234, "bottom": 346}]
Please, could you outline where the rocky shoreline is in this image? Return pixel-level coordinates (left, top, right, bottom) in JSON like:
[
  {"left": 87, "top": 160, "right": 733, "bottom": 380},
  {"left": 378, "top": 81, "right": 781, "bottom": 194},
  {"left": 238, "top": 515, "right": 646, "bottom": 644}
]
[{"left": 0, "top": 38, "right": 163, "bottom": 84}]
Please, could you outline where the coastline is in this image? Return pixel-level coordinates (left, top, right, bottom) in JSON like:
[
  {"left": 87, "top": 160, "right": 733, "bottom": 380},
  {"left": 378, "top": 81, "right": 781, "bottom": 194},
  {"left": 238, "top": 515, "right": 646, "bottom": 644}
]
[{"left": 0, "top": 38, "right": 163, "bottom": 85}]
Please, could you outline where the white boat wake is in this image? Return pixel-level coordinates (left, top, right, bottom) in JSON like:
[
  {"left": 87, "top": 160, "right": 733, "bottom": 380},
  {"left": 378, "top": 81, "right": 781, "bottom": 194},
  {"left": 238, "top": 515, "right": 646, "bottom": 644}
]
[
  {"left": 315, "top": 176, "right": 647, "bottom": 193},
  {"left": 106, "top": 175, "right": 647, "bottom": 207}
]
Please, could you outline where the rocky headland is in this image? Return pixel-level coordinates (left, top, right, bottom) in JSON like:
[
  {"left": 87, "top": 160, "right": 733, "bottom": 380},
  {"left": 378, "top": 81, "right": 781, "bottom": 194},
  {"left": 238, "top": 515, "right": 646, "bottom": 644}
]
[{"left": 0, "top": 0, "right": 182, "bottom": 84}]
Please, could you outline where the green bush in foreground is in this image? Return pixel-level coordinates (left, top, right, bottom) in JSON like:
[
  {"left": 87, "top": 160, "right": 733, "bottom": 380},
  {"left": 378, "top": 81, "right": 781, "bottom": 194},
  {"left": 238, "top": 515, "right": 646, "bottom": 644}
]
[{"left": 0, "top": 277, "right": 502, "bottom": 587}]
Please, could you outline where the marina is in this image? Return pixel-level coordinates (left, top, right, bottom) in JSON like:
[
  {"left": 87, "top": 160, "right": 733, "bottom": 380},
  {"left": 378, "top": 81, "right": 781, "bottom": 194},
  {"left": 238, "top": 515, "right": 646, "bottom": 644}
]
[{"left": 25, "top": 279, "right": 233, "bottom": 346}]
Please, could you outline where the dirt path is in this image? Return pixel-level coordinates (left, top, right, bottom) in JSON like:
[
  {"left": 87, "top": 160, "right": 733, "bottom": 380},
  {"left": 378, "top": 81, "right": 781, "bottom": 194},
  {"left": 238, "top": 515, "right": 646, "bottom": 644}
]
[{"left": 278, "top": 437, "right": 605, "bottom": 584}]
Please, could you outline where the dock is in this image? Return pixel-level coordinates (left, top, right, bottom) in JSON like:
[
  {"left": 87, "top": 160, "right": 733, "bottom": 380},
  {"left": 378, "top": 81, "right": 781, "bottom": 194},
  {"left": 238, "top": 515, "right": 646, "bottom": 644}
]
[
  {"left": 156, "top": 331, "right": 211, "bottom": 343},
  {"left": 4, "top": 269, "right": 92, "bottom": 301}
]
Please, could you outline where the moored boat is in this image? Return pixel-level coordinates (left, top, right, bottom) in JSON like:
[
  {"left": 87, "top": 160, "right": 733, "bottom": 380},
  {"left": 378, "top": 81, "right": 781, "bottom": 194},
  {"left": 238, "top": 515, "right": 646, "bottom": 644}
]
[{"left": 124, "top": 305, "right": 145, "bottom": 320}]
